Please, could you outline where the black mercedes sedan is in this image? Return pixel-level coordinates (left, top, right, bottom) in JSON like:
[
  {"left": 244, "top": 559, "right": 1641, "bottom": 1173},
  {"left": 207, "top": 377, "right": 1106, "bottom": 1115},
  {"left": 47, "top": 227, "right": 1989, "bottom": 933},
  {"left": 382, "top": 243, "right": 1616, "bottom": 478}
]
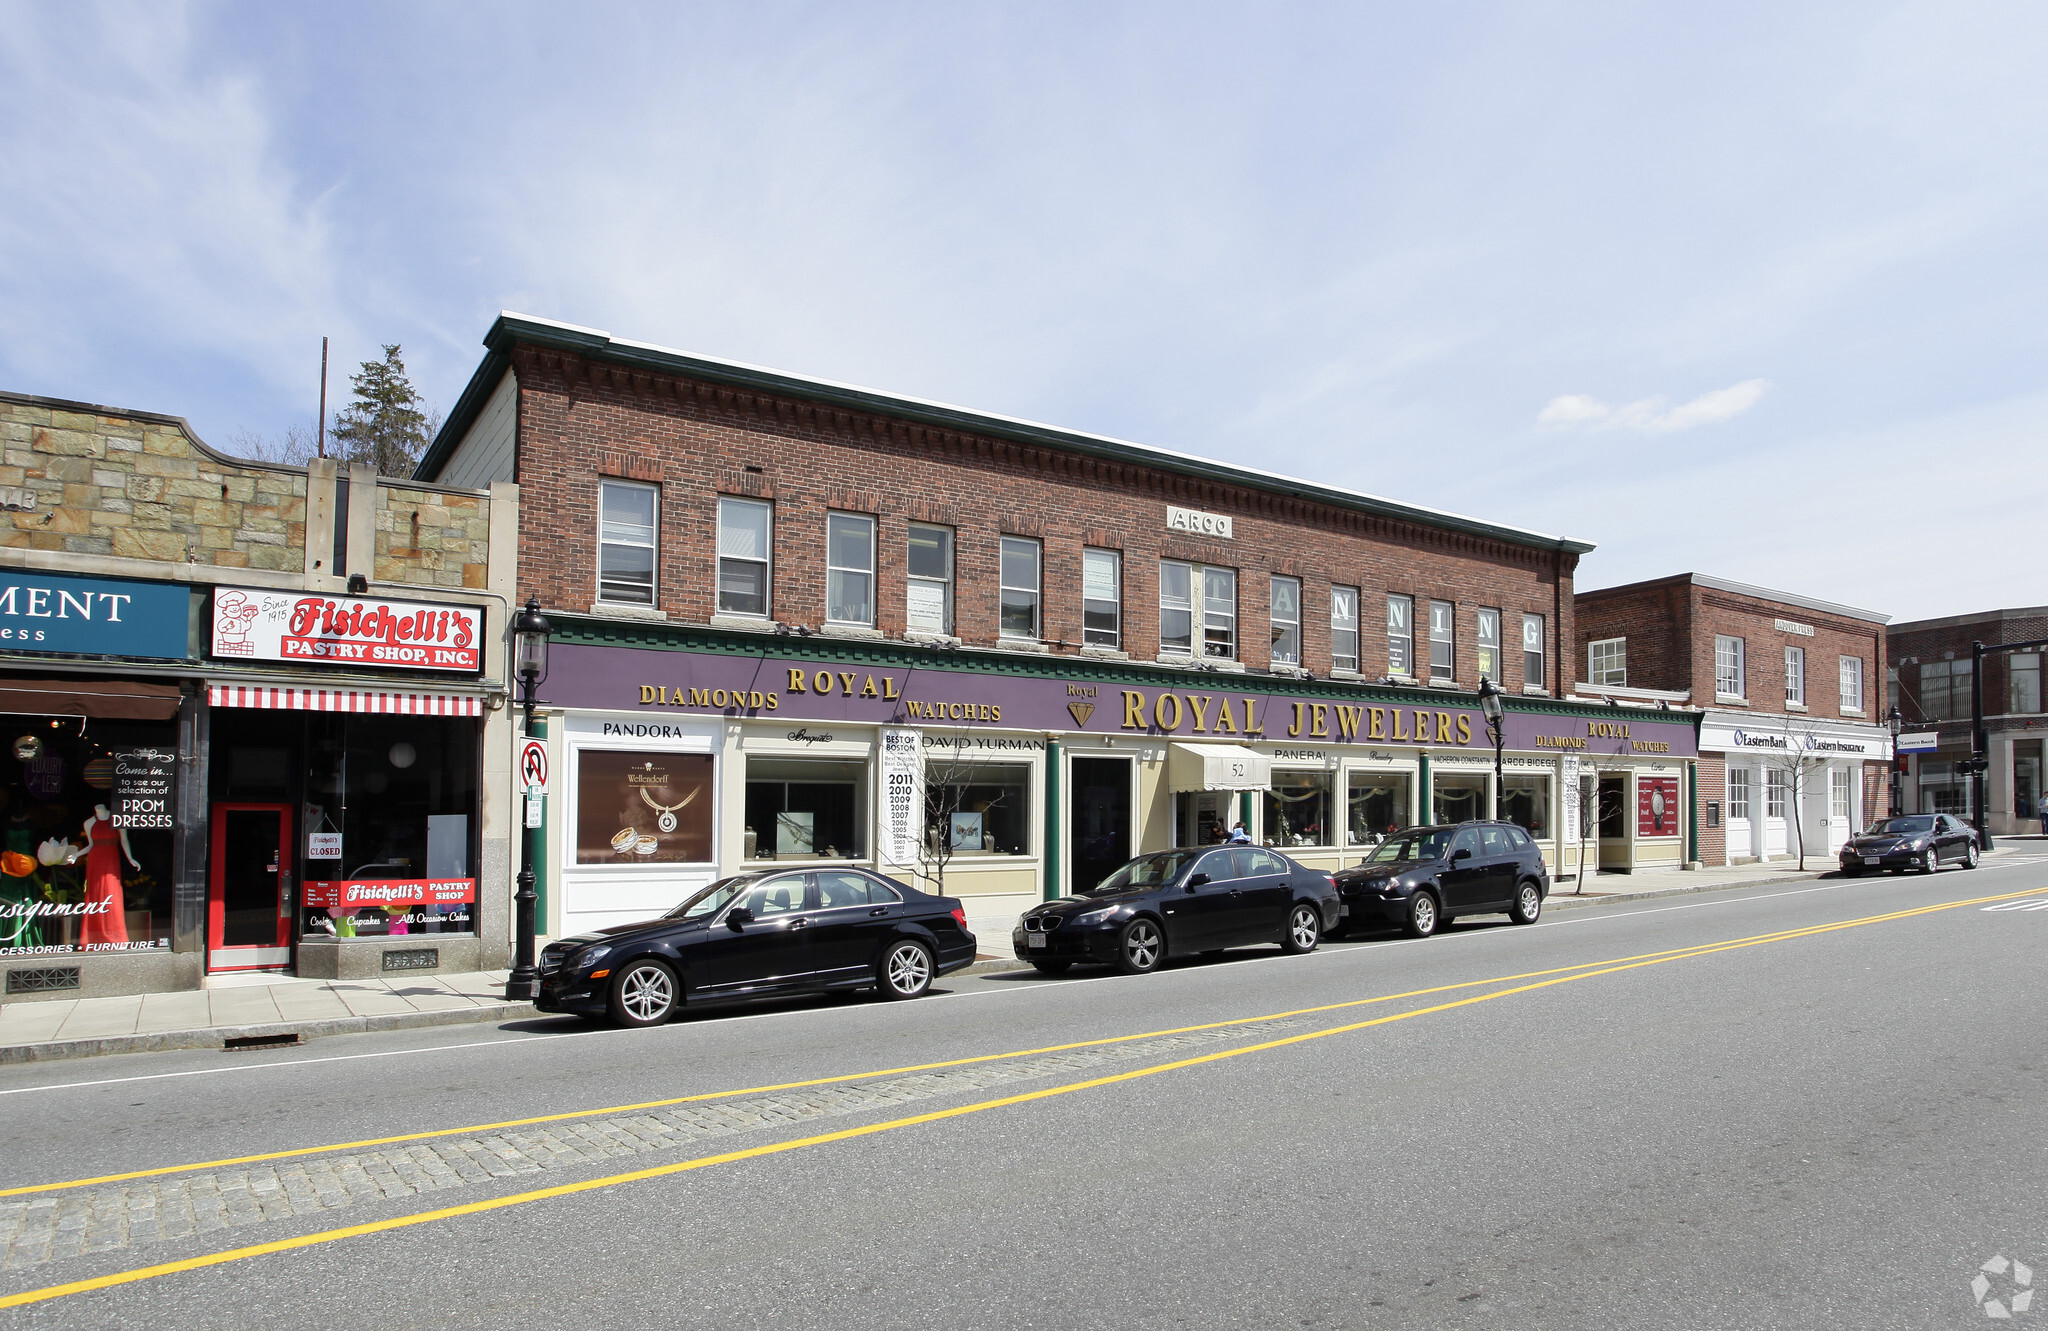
[
  {"left": 537, "top": 868, "right": 977, "bottom": 1026},
  {"left": 1012, "top": 845, "right": 1339, "bottom": 976},
  {"left": 1331, "top": 822, "right": 1548, "bottom": 939},
  {"left": 1838, "top": 814, "right": 1980, "bottom": 875}
]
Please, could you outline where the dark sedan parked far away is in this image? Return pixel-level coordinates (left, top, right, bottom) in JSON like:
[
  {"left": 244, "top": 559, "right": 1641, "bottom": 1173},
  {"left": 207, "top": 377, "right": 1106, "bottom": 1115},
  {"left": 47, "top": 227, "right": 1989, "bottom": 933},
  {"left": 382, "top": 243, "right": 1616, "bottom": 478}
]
[
  {"left": 537, "top": 868, "right": 977, "bottom": 1026},
  {"left": 1332, "top": 821, "right": 1549, "bottom": 939},
  {"left": 1839, "top": 814, "right": 1979, "bottom": 875},
  {"left": 1014, "top": 845, "right": 1339, "bottom": 975}
]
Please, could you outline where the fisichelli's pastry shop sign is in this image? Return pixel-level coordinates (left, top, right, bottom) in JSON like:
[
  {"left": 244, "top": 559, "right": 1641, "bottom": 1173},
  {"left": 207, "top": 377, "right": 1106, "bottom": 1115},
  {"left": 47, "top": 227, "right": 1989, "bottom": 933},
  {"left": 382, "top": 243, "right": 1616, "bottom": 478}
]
[{"left": 209, "top": 587, "right": 482, "bottom": 673}]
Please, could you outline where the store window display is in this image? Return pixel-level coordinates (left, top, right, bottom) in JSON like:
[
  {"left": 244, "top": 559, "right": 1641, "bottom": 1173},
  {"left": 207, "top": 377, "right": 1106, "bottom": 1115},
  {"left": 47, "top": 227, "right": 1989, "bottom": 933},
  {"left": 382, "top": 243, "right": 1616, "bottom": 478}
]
[
  {"left": 1263, "top": 771, "right": 1332, "bottom": 847},
  {"left": 1346, "top": 772, "right": 1411, "bottom": 845}
]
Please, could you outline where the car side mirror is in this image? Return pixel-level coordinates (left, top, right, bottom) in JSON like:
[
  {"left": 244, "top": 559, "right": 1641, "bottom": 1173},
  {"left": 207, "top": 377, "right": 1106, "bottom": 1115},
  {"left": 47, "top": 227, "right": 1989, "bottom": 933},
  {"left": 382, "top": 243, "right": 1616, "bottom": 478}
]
[
  {"left": 1185, "top": 873, "right": 1210, "bottom": 890},
  {"left": 1450, "top": 848, "right": 1472, "bottom": 862},
  {"left": 726, "top": 906, "right": 754, "bottom": 929}
]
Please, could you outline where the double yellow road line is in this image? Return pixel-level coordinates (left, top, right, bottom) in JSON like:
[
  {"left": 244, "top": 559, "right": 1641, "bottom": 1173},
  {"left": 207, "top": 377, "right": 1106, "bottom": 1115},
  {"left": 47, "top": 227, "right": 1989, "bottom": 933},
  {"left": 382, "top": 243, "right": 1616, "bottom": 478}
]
[{"left": 2, "top": 882, "right": 2036, "bottom": 1310}]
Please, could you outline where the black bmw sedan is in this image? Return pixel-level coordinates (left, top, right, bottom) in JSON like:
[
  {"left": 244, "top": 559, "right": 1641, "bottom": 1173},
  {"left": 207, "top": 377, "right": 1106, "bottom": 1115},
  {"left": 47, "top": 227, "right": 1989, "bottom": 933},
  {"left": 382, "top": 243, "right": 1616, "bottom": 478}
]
[
  {"left": 1012, "top": 845, "right": 1340, "bottom": 976},
  {"left": 1331, "top": 822, "right": 1548, "bottom": 939},
  {"left": 537, "top": 868, "right": 977, "bottom": 1027},
  {"left": 1838, "top": 813, "right": 1980, "bottom": 875}
]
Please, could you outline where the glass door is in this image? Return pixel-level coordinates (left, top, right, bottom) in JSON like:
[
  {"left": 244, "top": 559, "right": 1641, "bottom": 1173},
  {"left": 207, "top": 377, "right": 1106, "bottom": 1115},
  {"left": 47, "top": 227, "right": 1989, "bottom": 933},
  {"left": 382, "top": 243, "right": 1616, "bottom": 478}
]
[
  {"left": 208, "top": 803, "right": 294, "bottom": 971},
  {"left": 1070, "top": 756, "right": 1132, "bottom": 895}
]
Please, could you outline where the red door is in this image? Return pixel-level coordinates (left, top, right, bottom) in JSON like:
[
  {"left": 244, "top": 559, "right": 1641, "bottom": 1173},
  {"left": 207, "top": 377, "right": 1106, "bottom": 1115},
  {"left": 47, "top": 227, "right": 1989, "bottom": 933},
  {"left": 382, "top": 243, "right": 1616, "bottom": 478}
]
[{"left": 208, "top": 803, "right": 294, "bottom": 972}]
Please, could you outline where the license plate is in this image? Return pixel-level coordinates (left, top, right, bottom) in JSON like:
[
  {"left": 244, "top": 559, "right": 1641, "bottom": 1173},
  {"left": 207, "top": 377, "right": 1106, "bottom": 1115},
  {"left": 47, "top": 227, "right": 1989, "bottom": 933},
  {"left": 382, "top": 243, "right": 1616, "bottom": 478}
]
[
  {"left": 1339, "top": 905, "right": 1350, "bottom": 917},
  {"left": 1864, "top": 857, "right": 1880, "bottom": 866},
  {"left": 1027, "top": 934, "right": 1046, "bottom": 949}
]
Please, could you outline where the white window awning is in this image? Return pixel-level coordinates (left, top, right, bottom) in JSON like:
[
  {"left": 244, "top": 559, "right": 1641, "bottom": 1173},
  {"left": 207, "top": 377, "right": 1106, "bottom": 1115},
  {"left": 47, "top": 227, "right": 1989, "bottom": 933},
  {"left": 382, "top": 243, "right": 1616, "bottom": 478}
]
[
  {"left": 1168, "top": 743, "right": 1271, "bottom": 793},
  {"left": 207, "top": 684, "right": 483, "bottom": 716}
]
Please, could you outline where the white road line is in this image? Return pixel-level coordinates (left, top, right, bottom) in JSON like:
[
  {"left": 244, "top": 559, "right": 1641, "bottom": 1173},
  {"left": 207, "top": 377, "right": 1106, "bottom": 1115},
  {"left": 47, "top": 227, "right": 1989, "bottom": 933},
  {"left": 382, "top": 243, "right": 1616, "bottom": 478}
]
[{"left": 4, "top": 870, "right": 2031, "bottom": 1099}]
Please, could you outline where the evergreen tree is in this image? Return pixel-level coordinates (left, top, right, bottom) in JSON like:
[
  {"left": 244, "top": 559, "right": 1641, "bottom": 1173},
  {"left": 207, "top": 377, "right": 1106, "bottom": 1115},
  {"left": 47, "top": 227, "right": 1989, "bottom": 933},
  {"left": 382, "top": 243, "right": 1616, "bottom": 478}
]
[{"left": 330, "top": 344, "right": 431, "bottom": 477}]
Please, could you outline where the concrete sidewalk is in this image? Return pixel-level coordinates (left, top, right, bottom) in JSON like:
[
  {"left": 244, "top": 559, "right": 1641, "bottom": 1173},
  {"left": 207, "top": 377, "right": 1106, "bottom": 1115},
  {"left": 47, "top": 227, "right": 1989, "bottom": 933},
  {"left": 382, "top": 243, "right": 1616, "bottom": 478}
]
[{"left": 0, "top": 970, "right": 535, "bottom": 1064}]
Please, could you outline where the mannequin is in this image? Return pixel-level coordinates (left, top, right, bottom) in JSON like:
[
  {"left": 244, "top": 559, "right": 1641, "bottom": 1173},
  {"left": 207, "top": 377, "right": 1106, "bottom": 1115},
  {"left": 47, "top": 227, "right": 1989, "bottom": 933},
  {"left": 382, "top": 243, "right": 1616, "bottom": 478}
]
[{"left": 77, "top": 804, "right": 138, "bottom": 948}]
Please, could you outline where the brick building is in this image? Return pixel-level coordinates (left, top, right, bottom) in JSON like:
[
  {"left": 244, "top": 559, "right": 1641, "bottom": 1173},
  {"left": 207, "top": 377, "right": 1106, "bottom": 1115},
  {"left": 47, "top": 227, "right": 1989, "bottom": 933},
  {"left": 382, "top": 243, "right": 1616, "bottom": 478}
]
[
  {"left": 1574, "top": 574, "right": 1890, "bottom": 868},
  {"left": 0, "top": 390, "right": 519, "bottom": 1002},
  {"left": 419, "top": 313, "right": 1701, "bottom": 942},
  {"left": 1887, "top": 606, "right": 2048, "bottom": 835}
]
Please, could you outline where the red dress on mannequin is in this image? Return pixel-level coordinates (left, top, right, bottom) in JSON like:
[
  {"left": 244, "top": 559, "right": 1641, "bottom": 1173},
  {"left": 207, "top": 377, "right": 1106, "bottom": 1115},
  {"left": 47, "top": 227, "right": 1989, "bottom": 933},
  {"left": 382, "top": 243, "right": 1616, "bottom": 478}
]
[{"left": 80, "top": 813, "right": 128, "bottom": 948}]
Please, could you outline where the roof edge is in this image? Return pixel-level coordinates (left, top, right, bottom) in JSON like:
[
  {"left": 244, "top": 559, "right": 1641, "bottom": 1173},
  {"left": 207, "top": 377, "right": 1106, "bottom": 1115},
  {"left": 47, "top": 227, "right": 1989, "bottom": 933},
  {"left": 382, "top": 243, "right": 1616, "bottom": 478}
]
[
  {"left": 430, "top": 312, "right": 1597, "bottom": 557},
  {"left": 0, "top": 388, "right": 310, "bottom": 480},
  {"left": 1580, "top": 571, "right": 1889, "bottom": 625}
]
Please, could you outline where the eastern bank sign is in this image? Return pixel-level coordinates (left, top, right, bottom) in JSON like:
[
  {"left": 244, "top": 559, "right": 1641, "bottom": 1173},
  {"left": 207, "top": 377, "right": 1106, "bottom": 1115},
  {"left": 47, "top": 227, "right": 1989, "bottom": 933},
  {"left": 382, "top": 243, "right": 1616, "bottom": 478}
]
[
  {"left": 0, "top": 571, "right": 189, "bottom": 660},
  {"left": 547, "top": 643, "right": 1699, "bottom": 757}
]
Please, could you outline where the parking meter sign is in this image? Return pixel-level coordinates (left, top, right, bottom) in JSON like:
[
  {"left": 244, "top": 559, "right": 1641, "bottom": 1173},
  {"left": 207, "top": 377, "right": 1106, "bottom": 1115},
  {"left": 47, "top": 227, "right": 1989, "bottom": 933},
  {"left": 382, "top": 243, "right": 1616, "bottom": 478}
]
[{"left": 520, "top": 739, "right": 549, "bottom": 793}]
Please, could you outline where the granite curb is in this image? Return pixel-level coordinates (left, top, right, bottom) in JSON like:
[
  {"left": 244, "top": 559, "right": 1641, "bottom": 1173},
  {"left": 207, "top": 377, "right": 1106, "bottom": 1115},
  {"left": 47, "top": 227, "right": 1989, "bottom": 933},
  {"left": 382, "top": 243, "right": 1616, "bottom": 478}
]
[{"left": 0, "top": 1000, "right": 538, "bottom": 1065}]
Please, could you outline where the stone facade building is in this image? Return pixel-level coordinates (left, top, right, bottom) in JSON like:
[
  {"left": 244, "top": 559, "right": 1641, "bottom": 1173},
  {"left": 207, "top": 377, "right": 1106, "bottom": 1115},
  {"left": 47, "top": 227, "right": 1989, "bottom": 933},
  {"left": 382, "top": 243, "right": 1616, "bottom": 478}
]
[{"left": 0, "top": 390, "right": 518, "bottom": 1002}]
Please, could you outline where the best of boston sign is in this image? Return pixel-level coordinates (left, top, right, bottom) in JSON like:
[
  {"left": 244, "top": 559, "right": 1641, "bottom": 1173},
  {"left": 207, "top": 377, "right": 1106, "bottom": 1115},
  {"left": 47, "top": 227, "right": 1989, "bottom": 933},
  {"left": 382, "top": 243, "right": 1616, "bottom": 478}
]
[
  {"left": 547, "top": 643, "right": 1699, "bottom": 757},
  {"left": 0, "top": 571, "right": 189, "bottom": 660}
]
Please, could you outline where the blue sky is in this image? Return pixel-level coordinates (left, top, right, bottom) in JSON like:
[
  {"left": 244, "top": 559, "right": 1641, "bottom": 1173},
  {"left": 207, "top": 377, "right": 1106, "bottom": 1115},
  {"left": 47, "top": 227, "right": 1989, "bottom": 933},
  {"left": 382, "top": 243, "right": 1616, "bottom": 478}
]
[{"left": 1, "top": 1, "right": 2042, "bottom": 623}]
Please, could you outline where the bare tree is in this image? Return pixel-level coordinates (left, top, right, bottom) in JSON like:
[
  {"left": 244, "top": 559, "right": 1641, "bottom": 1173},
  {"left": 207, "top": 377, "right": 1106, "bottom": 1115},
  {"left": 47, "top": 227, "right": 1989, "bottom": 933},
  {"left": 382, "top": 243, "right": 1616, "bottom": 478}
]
[
  {"left": 915, "top": 735, "right": 1010, "bottom": 897},
  {"left": 224, "top": 423, "right": 318, "bottom": 466},
  {"left": 1755, "top": 715, "right": 1835, "bottom": 871},
  {"left": 1568, "top": 772, "right": 1627, "bottom": 892}
]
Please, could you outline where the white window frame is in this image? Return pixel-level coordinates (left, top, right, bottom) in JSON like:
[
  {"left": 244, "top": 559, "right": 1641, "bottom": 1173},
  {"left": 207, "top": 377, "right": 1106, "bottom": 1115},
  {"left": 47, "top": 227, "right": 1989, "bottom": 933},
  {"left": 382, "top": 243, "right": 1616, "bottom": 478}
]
[
  {"left": 716, "top": 496, "right": 772, "bottom": 618},
  {"left": 906, "top": 522, "right": 954, "bottom": 636},
  {"left": 1331, "top": 586, "right": 1360, "bottom": 673},
  {"left": 1830, "top": 767, "right": 1851, "bottom": 820},
  {"left": 1765, "top": 769, "right": 1789, "bottom": 820},
  {"left": 1083, "top": 548, "right": 1121, "bottom": 649},
  {"left": 1727, "top": 768, "right": 1752, "bottom": 821},
  {"left": 1588, "top": 637, "right": 1628, "bottom": 687},
  {"left": 1160, "top": 560, "right": 1195, "bottom": 657},
  {"left": 597, "top": 479, "right": 658, "bottom": 606},
  {"left": 1475, "top": 608, "right": 1500, "bottom": 683},
  {"left": 825, "top": 512, "right": 875, "bottom": 627},
  {"left": 1838, "top": 655, "right": 1864, "bottom": 714},
  {"left": 1270, "top": 576, "right": 1301, "bottom": 666},
  {"left": 999, "top": 536, "right": 1041, "bottom": 640},
  {"left": 1716, "top": 635, "right": 1746, "bottom": 699},
  {"left": 1428, "top": 601, "right": 1454, "bottom": 682},
  {"left": 1202, "top": 567, "right": 1238, "bottom": 660},
  {"left": 1388, "top": 596, "right": 1415, "bottom": 677},
  {"left": 1785, "top": 645, "right": 1806, "bottom": 706},
  {"left": 1522, "top": 613, "right": 1545, "bottom": 689}
]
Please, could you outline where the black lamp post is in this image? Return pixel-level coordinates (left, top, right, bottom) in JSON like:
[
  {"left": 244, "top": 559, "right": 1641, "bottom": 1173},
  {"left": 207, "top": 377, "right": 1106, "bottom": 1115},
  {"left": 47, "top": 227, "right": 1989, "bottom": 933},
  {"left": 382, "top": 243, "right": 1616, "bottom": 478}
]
[
  {"left": 1477, "top": 676, "right": 1506, "bottom": 819},
  {"left": 1884, "top": 704, "right": 1903, "bottom": 821},
  {"left": 505, "top": 597, "right": 551, "bottom": 1002}
]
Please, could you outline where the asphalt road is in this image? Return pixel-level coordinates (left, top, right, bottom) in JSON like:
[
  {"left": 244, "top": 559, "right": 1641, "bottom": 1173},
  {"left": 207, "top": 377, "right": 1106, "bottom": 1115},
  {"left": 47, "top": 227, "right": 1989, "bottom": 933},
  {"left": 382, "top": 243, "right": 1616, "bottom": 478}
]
[{"left": 7, "top": 855, "right": 2048, "bottom": 1329}]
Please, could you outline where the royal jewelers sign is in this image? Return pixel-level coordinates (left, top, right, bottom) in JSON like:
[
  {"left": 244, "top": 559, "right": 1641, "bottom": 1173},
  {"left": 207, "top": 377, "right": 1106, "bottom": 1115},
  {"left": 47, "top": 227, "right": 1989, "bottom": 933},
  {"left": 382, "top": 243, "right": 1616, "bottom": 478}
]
[{"left": 210, "top": 588, "right": 482, "bottom": 673}]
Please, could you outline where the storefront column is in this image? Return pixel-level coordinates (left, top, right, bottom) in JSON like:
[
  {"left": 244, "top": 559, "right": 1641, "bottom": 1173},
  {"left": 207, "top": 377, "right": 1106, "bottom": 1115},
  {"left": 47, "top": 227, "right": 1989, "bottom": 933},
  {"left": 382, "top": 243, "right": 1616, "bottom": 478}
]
[
  {"left": 1238, "top": 790, "right": 1254, "bottom": 837},
  {"left": 1418, "top": 752, "right": 1432, "bottom": 825},
  {"left": 172, "top": 689, "right": 208, "bottom": 956},
  {"left": 1686, "top": 762, "right": 1699, "bottom": 866},
  {"left": 1043, "top": 738, "right": 1061, "bottom": 902}
]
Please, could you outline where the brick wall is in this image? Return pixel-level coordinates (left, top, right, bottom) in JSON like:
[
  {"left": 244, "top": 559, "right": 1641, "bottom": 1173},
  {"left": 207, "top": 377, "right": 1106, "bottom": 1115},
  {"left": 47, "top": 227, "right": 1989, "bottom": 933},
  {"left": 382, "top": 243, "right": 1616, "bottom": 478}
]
[
  {"left": 374, "top": 485, "right": 493, "bottom": 590},
  {"left": 1889, "top": 611, "right": 2048, "bottom": 741},
  {"left": 1574, "top": 579, "right": 1692, "bottom": 690},
  {"left": 504, "top": 347, "right": 1578, "bottom": 682},
  {"left": 0, "top": 397, "right": 306, "bottom": 570},
  {"left": 1695, "top": 752, "right": 1726, "bottom": 864}
]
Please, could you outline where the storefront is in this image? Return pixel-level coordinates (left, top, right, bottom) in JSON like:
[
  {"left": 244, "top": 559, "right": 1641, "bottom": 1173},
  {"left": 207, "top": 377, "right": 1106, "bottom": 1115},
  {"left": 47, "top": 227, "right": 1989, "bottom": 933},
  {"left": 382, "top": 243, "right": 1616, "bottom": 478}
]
[
  {"left": 1701, "top": 714, "right": 1889, "bottom": 865},
  {"left": 527, "top": 623, "right": 1702, "bottom": 941},
  {"left": 0, "top": 570, "right": 203, "bottom": 1001},
  {"left": 203, "top": 585, "right": 497, "bottom": 979}
]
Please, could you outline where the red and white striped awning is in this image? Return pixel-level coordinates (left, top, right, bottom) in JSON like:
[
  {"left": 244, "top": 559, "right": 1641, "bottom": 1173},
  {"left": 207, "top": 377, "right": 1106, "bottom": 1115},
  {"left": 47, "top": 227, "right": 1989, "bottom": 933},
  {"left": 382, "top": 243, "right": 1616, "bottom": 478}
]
[{"left": 207, "top": 684, "right": 483, "bottom": 716}]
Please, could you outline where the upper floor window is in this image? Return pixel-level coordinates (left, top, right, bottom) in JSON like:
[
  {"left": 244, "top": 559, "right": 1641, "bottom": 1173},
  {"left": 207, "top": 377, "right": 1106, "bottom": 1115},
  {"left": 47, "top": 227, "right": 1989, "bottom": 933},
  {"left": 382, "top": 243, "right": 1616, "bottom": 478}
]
[
  {"left": 1331, "top": 587, "right": 1360, "bottom": 673},
  {"left": 1270, "top": 576, "right": 1301, "bottom": 666},
  {"left": 1387, "top": 596, "right": 1415, "bottom": 676},
  {"left": 1715, "top": 635, "right": 1745, "bottom": 698},
  {"left": 1839, "top": 655, "right": 1865, "bottom": 713},
  {"left": 1589, "top": 637, "right": 1627, "bottom": 687},
  {"left": 1917, "top": 659, "right": 1971, "bottom": 721},
  {"left": 716, "top": 496, "right": 771, "bottom": 617},
  {"left": 2013, "top": 653, "right": 2042, "bottom": 715},
  {"left": 1161, "top": 561, "right": 1237, "bottom": 659},
  {"left": 1083, "top": 548, "right": 1121, "bottom": 649},
  {"left": 1784, "top": 645, "right": 1806, "bottom": 706},
  {"left": 1523, "top": 613, "right": 1545, "bottom": 689},
  {"left": 1429, "top": 601, "right": 1454, "bottom": 682},
  {"left": 906, "top": 523, "right": 953, "bottom": 635},
  {"left": 825, "top": 513, "right": 875, "bottom": 626},
  {"left": 597, "top": 480, "right": 657, "bottom": 606},
  {"left": 1475, "top": 609, "right": 1500, "bottom": 683},
  {"left": 999, "top": 537, "right": 1041, "bottom": 639}
]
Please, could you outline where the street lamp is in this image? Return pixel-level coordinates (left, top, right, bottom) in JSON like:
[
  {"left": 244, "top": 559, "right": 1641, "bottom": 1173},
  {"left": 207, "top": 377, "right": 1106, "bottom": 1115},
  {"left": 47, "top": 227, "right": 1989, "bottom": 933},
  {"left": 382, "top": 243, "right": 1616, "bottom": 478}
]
[
  {"left": 1477, "top": 676, "right": 1506, "bottom": 819},
  {"left": 505, "top": 597, "right": 552, "bottom": 1002},
  {"left": 1885, "top": 704, "right": 1903, "bottom": 822}
]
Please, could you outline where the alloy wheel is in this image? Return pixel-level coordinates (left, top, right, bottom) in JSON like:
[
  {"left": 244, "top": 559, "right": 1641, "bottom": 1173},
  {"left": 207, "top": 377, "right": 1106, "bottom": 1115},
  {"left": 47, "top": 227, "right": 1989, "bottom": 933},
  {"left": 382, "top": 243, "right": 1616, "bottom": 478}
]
[
  {"left": 884, "top": 942, "right": 933, "bottom": 997},
  {"left": 1119, "top": 920, "right": 1162, "bottom": 973},
  {"left": 1406, "top": 892, "right": 1438, "bottom": 938},
  {"left": 1513, "top": 883, "right": 1542, "bottom": 925},
  {"left": 1284, "top": 904, "right": 1320, "bottom": 953},
  {"left": 618, "top": 963, "right": 675, "bottom": 1024}
]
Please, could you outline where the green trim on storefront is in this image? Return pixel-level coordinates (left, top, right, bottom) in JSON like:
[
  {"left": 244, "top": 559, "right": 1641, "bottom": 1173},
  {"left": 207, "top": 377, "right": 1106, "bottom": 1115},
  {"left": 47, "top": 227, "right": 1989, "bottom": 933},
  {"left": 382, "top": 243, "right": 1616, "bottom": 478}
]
[
  {"left": 1419, "top": 752, "right": 1432, "bottom": 824},
  {"left": 1043, "top": 739, "right": 1061, "bottom": 902}
]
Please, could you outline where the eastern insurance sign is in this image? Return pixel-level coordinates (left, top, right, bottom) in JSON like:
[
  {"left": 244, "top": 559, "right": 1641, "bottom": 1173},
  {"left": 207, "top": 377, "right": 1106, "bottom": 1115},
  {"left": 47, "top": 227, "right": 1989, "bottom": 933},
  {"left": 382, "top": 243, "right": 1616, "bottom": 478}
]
[{"left": 210, "top": 588, "right": 482, "bottom": 673}]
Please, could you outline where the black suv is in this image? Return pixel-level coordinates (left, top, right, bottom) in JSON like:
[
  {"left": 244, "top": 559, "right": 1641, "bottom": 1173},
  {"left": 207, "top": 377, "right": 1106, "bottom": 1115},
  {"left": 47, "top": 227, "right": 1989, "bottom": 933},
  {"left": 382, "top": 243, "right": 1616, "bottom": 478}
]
[{"left": 1331, "top": 821, "right": 1549, "bottom": 938}]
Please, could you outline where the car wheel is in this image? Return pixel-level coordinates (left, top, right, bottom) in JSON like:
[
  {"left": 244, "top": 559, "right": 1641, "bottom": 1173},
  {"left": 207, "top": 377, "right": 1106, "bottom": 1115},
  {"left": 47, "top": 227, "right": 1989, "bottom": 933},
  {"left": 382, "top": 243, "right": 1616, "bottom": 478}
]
[
  {"left": 1509, "top": 881, "right": 1542, "bottom": 925},
  {"left": 607, "top": 960, "right": 679, "bottom": 1027},
  {"left": 1029, "top": 959, "right": 1072, "bottom": 975},
  {"left": 1115, "top": 918, "right": 1164, "bottom": 975},
  {"left": 1965, "top": 842, "right": 1980, "bottom": 869},
  {"left": 1919, "top": 851, "right": 1937, "bottom": 874},
  {"left": 878, "top": 940, "right": 935, "bottom": 999},
  {"left": 1402, "top": 891, "right": 1440, "bottom": 939},
  {"left": 1281, "top": 902, "right": 1321, "bottom": 954}
]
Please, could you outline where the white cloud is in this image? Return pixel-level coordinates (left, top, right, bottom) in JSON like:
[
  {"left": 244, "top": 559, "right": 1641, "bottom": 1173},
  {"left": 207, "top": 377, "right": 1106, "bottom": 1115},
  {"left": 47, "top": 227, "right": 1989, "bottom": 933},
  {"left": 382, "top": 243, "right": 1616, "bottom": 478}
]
[{"left": 1537, "top": 378, "right": 1771, "bottom": 433}]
